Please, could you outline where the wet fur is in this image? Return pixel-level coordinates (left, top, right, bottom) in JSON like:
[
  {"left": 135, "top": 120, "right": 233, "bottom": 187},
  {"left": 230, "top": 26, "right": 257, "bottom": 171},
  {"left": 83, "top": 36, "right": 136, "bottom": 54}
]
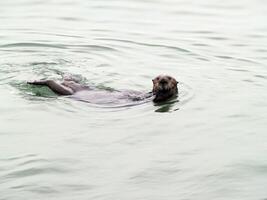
[
  {"left": 152, "top": 75, "right": 178, "bottom": 102},
  {"left": 28, "top": 75, "right": 178, "bottom": 103}
]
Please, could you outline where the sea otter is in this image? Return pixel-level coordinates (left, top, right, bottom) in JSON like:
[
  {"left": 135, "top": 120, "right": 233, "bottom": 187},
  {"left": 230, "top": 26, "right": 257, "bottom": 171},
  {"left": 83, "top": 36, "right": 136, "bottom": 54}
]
[{"left": 27, "top": 75, "right": 178, "bottom": 104}]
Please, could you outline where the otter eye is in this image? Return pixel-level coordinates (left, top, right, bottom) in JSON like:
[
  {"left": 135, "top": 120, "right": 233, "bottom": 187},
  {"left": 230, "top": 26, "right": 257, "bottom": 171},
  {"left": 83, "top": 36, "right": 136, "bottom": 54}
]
[{"left": 167, "top": 76, "right": 172, "bottom": 80}]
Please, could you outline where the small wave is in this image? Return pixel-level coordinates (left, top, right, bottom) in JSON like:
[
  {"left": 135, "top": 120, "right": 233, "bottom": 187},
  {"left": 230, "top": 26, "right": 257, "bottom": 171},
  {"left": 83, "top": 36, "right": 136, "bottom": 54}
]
[
  {"left": 0, "top": 43, "right": 66, "bottom": 49},
  {"left": 56, "top": 17, "right": 87, "bottom": 22},
  {"left": 95, "top": 38, "right": 194, "bottom": 54},
  {"left": 215, "top": 55, "right": 260, "bottom": 64},
  {"left": 75, "top": 97, "right": 153, "bottom": 110},
  {"left": 176, "top": 82, "right": 195, "bottom": 107},
  {"left": 4, "top": 167, "right": 67, "bottom": 179},
  {"left": 30, "top": 62, "right": 58, "bottom": 66},
  {"left": 0, "top": 154, "right": 37, "bottom": 162},
  {"left": 66, "top": 44, "right": 118, "bottom": 52},
  {"left": 254, "top": 74, "right": 267, "bottom": 80}
]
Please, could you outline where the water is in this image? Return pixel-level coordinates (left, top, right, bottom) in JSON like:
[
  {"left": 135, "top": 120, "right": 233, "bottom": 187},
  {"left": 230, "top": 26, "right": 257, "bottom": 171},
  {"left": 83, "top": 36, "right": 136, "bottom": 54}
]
[{"left": 1, "top": 0, "right": 267, "bottom": 199}]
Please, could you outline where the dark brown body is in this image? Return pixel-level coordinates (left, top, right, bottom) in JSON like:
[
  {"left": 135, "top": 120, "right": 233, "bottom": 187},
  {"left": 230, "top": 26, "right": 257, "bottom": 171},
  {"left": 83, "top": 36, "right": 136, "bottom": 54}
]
[{"left": 28, "top": 75, "right": 178, "bottom": 104}]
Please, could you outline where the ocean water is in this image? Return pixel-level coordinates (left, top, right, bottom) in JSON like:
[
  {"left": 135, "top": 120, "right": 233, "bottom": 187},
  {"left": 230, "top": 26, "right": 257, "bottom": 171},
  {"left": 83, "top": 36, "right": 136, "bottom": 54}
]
[{"left": 0, "top": 0, "right": 267, "bottom": 199}]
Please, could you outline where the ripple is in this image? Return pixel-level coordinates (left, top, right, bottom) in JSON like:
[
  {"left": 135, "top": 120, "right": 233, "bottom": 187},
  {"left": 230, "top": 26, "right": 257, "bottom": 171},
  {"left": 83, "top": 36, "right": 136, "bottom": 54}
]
[
  {"left": 66, "top": 44, "right": 119, "bottom": 52},
  {"left": 179, "top": 82, "right": 195, "bottom": 104},
  {"left": 25, "top": 185, "right": 58, "bottom": 194},
  {"left": 30, "top": 61, "right": 58, "bottom": 66},
  {"left": 192, "top": 43, "right": 209, "bottom": 47},
  {"left": 0, "top": 43, "right": 66, "bottom": 49},
  {"left": 56, "top": 17, "right": 87, "bottom": 22},
  {"left": 0, "top": 154, "right": 37, "bottom": 162},
  {"left": 4, "top": 167, "right": 67, "bottom": 179},
  {"left": 254, "top": 74, "right": 267, "bottom": 80},
  {"left": 227, "top": 68, "right": 250, "bottom": 72},
  {"left": 0, "top": 154, "right": 71, "bottom": 184},
  {"left": 75, "top": 97, "right": 153, "bottom": 110},
  {"left": 215, "top": 55, "right": 260, "bottom": 64},
  {"left": 172, "top": 10, "right": 216, "bottom": 17},
  {"left": 26, "top": 31, "right": 84, "bottom": 39},
  {"left": 96, "top": 38, "right": 194, "bottom": 54},
  {"left": 0, "top": 42, "right": 121, "bottom": 54},
  {"left": 206, "top": 36, "right": 229, "bottom": 41}
]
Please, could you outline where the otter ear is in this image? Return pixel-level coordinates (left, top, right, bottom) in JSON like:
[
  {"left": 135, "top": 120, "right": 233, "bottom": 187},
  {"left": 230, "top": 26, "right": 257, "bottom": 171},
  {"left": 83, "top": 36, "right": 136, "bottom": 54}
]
[
  {"left": 176, "top": 81, "right": 179, "bottom": 85},
  {"left": 152, "top": 79, "right": 155, "bottom": 83}
]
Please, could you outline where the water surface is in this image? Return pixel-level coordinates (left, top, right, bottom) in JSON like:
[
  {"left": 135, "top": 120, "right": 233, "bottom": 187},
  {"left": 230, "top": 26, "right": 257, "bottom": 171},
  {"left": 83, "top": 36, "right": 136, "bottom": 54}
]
[{"left": 1, "top": 0, "right": 267, "bottom": 199}]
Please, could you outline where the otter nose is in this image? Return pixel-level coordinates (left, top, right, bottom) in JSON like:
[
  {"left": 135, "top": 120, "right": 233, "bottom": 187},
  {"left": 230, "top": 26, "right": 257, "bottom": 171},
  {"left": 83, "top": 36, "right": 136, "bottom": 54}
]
[{"left": 160, "top": 79, "right": 167, "bottom": 84}]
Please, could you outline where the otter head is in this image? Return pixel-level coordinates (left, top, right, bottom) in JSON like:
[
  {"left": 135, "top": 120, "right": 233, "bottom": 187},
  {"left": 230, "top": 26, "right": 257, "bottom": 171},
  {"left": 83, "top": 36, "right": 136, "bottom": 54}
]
[{"left": 152, "top": 75, "right": 178, "bottom": 102}]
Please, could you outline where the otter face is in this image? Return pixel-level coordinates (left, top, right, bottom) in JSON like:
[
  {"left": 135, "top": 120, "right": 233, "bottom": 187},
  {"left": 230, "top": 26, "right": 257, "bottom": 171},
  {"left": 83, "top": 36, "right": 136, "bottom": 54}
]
[{"left": 152, "top": 75, "right": 178, "bottom": 102}]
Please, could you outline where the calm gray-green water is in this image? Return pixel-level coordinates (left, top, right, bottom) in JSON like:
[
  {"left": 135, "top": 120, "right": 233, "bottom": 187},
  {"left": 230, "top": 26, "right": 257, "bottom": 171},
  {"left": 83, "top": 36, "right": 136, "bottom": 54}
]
[{"left": 1, "top": 0, "right": 267, "bottom": 199}]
